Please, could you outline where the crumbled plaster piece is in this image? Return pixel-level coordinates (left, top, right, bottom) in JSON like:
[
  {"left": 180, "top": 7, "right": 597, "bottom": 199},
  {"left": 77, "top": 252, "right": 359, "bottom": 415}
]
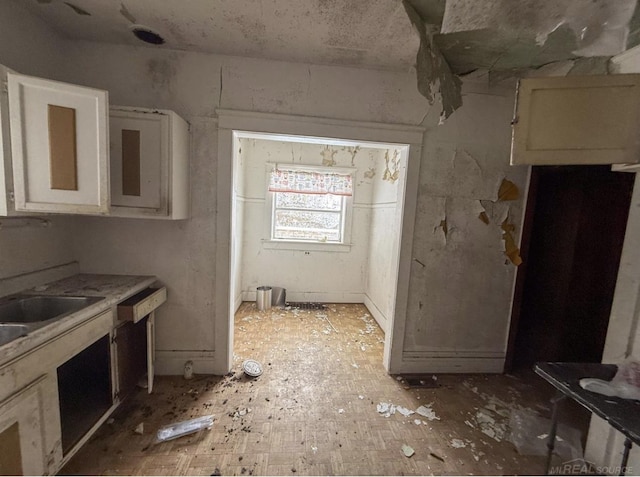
[
  {"left": 402, "top": 444, "right": 415, "bottom": 458},
  {"left": 338, "top": 409, "right": 345, "bottom": 414},
  {"left": 134, "top": 423, "right": 144, "bottom": 435},
  {"left": 397, "top": 406, "right": 415, "bottom": 417},
  {"left": 414, "top": 419, "right": 422, "bottom": 425},
  {"left": 450, "top": 438, "right": 466, "bottom": 448},
  {"left": 416, "top": 405, "right": 440, "bottom": 421}
]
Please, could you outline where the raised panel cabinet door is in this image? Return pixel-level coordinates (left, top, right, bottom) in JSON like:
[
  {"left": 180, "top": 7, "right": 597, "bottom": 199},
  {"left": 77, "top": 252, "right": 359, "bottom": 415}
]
[
  {"left": 511, "top": 74, "right": 640, "bottom": 165},
  {"left": 7, "top": 72, "right": 109, "bottom": 214},
  {"left": 109, "top": 110, "right": 167, "bottom": 211}
]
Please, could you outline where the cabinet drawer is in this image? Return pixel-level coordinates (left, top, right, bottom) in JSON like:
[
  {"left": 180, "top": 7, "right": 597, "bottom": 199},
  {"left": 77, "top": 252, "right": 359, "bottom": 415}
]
[{"left": 118, "top": 287, "right": 166, "bottom": 323}]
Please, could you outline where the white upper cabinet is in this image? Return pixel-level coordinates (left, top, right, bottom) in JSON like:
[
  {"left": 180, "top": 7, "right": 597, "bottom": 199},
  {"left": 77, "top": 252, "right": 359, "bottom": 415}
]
[
  {"left": 511, "top": 74, "right": 640, "bottom": 166},
  {"left": 0, "top": 65, "right": 16, "bottom": 216},
  {"left": 109, "top": 107, "right": 189, "bottom": 220},
  {"left": 7, "top": 72, "right": 109, "bottom": 214}
]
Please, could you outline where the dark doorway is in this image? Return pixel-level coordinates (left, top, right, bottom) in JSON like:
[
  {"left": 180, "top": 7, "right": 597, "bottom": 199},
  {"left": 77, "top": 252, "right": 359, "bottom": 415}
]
[{"left": 506, "top": 166, "right": 635, "bottom": 371}]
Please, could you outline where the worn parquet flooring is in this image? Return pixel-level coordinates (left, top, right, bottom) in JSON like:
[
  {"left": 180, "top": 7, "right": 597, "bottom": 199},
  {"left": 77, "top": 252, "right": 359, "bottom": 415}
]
[{"left": 62, "top": 303, "right": 570, "bottom": 475}]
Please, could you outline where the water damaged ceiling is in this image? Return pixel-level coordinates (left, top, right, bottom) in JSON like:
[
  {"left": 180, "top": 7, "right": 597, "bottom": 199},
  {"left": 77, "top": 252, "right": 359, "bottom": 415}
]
[{"left": 19, "top": 0, "right": 640, "bottom": 119}]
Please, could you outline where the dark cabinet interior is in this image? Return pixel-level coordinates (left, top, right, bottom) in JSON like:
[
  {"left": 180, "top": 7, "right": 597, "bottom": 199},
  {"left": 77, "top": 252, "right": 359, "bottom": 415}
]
[
  {"left": 57, "top": 335, "right": 112, "bottom": 455},
  {"left": 116, "top": 318, "right": 148, "bottom": 399}
]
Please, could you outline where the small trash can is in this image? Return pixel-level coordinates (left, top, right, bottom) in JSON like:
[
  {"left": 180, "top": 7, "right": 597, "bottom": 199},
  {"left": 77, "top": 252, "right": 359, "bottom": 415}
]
[
  {"left": 256, "top": 286, "right": 272, "bottom": 311},
  {"left": 271, "top": 287, "right": 286, "bottom": 307}
]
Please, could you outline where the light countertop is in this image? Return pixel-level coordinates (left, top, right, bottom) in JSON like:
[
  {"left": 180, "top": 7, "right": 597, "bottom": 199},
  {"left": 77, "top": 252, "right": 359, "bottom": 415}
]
[{"left": 0, "top": 274, "right": 158, "bottom": 367}]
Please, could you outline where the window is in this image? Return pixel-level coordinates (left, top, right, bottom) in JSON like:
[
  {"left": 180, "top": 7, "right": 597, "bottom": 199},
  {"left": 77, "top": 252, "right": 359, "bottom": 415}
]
[{"left": 268, "top": 166, "right": 353, "bottom": 244}]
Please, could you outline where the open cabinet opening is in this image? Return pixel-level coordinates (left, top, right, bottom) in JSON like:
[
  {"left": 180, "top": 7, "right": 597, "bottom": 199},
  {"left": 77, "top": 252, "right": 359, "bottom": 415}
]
[{"left": 57, "top": 334, "right": 112, "bottom": 455}]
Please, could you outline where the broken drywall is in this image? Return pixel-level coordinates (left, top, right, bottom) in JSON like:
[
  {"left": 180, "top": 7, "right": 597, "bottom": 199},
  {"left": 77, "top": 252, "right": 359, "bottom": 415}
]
[
  {"left": 440, "top": 0, "right": 636, "bottom": 57},
  {"left": 403, "top": 0, "right": 462, "bottom": 121}
]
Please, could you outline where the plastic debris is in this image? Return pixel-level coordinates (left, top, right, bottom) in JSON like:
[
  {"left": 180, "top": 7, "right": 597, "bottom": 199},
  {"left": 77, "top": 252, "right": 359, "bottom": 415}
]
[
  {"left": 402, "top": 444, "right": 415, "bottom": 457},
  {"left": 156, "top": 415, "right": 214, "bottom": 442},
  {"left": 243, "top": 359, "right": 263, "bottom": 377}
]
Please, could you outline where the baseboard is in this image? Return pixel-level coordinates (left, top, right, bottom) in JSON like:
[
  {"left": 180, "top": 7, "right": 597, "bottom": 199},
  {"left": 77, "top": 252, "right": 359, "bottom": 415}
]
[
  {"left": 234, "top": 293, "right": 243, "bottom": 313},
  {"left": 363, "top": 294, "right": 388, "bottom": 334},
  {"left": 242, "top": 291, "right": 365, "bottom": 303},
  {"left": 155, "top": 350, "right": 217, "bottom": 375},
  {"left": 0, "top": 261, "right": 79, "bottom": 297},
  {"left": 397, "top": 351, "right": 505, "bottom": 374}
]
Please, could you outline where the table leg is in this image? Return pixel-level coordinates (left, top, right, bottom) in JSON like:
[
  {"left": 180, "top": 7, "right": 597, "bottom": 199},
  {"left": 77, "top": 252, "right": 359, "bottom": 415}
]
[
  {"left": 545, "top": 392, "right": 566, "bottom": 475},
  {"left": 619, "top": 438, "right": 632, "bottom": 476}
]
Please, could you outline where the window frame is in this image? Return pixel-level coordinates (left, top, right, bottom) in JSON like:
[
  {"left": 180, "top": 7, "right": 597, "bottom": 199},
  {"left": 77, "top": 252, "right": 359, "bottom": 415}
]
[{"left": 264, "top": 163, "right": 355, "bottom": 252}]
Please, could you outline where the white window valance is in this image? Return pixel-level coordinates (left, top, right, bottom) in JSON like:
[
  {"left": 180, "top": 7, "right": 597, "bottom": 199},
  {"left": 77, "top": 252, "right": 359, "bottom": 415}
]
[{"left": 268, "top": 168, "right": 353, "bottom": 196}]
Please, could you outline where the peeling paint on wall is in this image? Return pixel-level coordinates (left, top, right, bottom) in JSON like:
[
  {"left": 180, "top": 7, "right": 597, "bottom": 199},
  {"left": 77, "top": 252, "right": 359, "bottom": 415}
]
[
  {"left": 344, "top": 145, "right": 361, "bottom": 166},
  {"left": 497, "top": 178, "right": 519, "bottom": 201},
  {"left": 436, "top": 218, "right": 448, "bottom": 238},
  {"left": 479, "top": 211, "right": 490, "bottom": 225},
  {"left": 364, "top": 167, "right": 376, "bottom": 179},
  {"left": 501, "top": 217, "right": 522, "bottom": 266},
  {"left": 383, "top": 149, "right": 400, "bottom": 183},
  {"left": 403, "top": 0, "right": 462, "bottom": 122},
  {"left": 321, "top": 145, "right": 338, "bottom": 166}
]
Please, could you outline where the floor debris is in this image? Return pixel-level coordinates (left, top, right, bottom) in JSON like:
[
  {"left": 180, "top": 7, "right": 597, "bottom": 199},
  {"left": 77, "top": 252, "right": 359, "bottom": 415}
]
[
  {"left": 416, "top": 404, "right": 440, "bottom": 421},
  {"left": 450, "top": 438, "right": 466, "bottom": 448},
  {"left": 134, "top": 423, "right": 144, "bottom": 435},
  {"left": 402, "top": 444, "right": 415, "bottom": 458}
]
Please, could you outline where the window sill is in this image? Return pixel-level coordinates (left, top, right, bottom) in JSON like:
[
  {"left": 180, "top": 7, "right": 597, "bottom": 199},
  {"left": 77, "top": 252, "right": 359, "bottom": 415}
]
[{"left": 262, "top": 240, "right": 352, "bottom": 252}]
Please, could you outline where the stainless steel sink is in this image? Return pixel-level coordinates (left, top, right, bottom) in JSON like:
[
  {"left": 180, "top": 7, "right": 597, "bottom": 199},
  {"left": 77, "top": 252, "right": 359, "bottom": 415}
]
[
  {"left": 0, "top": 295, "right": 104, "bottom": 346},
  {"left": 0, "top": 323, "right": 29, "bottom": 344},
  {"left": 0, "top": 296, "right": 102, "bottom": 324}
]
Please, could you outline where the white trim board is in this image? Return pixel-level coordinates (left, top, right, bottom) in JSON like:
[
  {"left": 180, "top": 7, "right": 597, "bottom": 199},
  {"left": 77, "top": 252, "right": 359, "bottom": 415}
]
[{"left": 364, "top": 294, "right": 388, "bottom": 334}]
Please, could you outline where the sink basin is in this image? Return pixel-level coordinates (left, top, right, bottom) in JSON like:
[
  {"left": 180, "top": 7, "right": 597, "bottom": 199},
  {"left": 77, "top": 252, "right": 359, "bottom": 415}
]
[
  {"left": 0, "top": 296, "right": 103, "bottom": 324},
  {"left": 0, "top": 323, "right": 29, "bottom": 346}
]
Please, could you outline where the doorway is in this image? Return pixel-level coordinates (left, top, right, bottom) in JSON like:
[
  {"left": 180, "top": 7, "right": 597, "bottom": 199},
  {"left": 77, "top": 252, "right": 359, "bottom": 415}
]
[
  {"left": 214, "top": 110, "right": 424, "bottom": 375},
  {"left": 506, "top": 165, "right": 635, "bottom": 371}
]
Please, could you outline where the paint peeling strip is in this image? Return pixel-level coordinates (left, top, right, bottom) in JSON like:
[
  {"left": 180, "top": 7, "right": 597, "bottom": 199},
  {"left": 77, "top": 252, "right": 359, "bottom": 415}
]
[
  {"left": 501, "top": 218, "right": 523, "bottom": 266},
  {"left": 478, "top": 211, "right": 490, "bottom": 225},
  {"left": 498, "top": 178, "right": 519, "bottom": 201}
]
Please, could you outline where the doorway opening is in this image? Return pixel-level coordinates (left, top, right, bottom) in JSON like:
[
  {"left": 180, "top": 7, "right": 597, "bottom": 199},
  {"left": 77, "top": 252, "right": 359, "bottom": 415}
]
[
  {"left": 506, "top": 165, "right": 635, "bottom": 371},
  {"left": 215, "top": 110, "right": 424, "bottom": 375},
  {"left": 230, "top": 132, "right": 408, "bottom": 367}
]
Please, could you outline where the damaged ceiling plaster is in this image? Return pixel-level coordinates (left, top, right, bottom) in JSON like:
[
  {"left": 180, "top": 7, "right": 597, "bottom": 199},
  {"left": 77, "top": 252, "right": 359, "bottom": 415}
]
[
  {"left": 23, "top": 0, "right": 640, "bottom": 120},
  {"left": 404, "top": 0, "right": 640, "bottom": 119}
]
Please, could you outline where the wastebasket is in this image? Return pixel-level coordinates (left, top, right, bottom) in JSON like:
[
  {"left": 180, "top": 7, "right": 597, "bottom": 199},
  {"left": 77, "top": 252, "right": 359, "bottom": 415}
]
[
  {"left": 271, "top": 287, "right": 286, "bottom": 307},
  {"left": 256, "top": 286, "right": 272, "bottom": 311}
]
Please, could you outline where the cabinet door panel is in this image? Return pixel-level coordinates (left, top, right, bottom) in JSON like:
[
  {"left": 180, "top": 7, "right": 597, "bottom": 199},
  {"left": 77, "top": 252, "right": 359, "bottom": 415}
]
[
  {"left": 511, "top": 74, "right": 640, "bottom": 165},
  {"left": 110, "top": 111, "right": 167, "bottom": 210},
  {"left": 0, "top": 377, "right": 46, "bottom": 476},
  {"left": 7, "top": 73, "right": 109, "bottom": 214}
]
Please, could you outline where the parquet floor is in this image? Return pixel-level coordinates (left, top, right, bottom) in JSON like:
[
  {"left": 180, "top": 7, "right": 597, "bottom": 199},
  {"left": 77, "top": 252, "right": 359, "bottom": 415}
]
[{"left": 62, "top": 303, "right": 573, "bottom": 475}]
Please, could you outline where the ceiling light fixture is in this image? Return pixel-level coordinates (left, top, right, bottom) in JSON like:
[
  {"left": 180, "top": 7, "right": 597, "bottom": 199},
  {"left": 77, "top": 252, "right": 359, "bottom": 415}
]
[{"left": 130, "top": 24, "right": 165, "bottom": 45}]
